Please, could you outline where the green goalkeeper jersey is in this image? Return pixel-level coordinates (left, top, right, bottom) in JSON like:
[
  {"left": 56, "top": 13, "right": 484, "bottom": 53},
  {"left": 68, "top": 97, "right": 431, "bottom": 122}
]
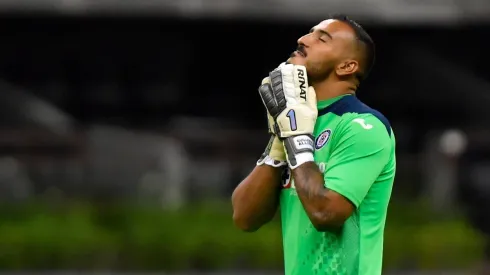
[{"left": 279, "top": 94, "right": 396, "bottom": 275}]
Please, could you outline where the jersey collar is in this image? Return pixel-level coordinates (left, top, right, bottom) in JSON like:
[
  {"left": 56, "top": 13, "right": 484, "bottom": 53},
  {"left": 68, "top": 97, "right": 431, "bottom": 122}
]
[{"left": 317, "top": 94, "right": 353, "bottom": 110}]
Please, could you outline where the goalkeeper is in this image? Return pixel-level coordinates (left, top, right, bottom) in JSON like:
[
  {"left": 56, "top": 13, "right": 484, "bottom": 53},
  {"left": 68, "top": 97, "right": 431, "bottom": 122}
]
[{"left": 232, "top": 15, "right": 396, "bottom": 275}]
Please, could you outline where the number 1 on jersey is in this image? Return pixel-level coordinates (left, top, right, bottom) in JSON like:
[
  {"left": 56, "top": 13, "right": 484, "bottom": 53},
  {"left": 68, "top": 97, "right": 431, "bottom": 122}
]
[{"left": 286, "top": 109, "right": 297, "bottom": 131}]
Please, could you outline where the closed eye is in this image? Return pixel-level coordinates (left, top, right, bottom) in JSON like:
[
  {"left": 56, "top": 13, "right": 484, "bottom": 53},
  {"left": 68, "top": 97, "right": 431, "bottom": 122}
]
[{"left": 310, "top": 28, "right": 331, "bottom": 43}]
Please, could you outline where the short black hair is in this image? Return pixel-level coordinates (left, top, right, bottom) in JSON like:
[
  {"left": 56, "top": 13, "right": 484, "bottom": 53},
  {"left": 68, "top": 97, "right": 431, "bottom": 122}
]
[{"left": 329, "top": 14, "right": 375, "bottom": 81}]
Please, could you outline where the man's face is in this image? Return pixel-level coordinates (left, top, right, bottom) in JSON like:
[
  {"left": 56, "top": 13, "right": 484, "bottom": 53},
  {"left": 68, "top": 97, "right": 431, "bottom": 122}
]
[{"left": 287, "top": 19, "right": 357, "bottom": 83}]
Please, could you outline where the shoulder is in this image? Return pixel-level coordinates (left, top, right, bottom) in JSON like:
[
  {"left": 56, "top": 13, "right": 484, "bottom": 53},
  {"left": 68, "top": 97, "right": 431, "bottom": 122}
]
[{"left": 319, "top": 95, "right": 392, "bottom": 139}]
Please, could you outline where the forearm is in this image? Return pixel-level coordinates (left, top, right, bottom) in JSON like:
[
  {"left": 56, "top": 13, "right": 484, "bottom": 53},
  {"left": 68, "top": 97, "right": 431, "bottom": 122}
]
[
  {"left": 232, "top": 165, "right": 283, "bottom": 231},
  {"left": 292, "top": 162, "right": 339, "bottom": 231}
]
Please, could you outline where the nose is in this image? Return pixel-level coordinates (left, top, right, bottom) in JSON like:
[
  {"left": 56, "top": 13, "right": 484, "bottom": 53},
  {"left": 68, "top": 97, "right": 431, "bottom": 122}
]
[
  {"left": 297, "top": 35, "right": 306, "bottom": 47},
  {"left": 297, "top": 33, "right": 312, "bottom": 47}
]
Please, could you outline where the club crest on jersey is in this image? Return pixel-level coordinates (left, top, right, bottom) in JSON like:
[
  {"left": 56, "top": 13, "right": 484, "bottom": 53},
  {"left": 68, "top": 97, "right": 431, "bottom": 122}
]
[{"left": 315, "top": 129, "right": 332, "bottom": 149}]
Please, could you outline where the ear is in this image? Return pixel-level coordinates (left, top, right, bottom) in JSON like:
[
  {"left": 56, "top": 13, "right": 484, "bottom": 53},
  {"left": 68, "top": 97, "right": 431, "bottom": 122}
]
[{"left": 335, "top": 60, "right": 359, "bottom": 77}]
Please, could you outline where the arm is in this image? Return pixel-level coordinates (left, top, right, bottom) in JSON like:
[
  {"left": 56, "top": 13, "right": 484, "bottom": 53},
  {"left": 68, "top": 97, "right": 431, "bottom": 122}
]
[
  {"left": 232, "top": 164, "right": 283, "bottom": 232},
  {"left": 291, "top": 116, "right": 392, "bottom": 231},
  {"left": 291, "top": 162, "right": 347, "bottom": 231},
  {"left": 232, "top": 136, "right": 286, "bottom": 232},
  {"left": 232, "top": 72, "right": 290, "bottom": 232}
]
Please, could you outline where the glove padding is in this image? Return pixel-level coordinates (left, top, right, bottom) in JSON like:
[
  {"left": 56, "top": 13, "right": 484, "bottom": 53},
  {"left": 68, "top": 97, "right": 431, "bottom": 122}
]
[
  {"left": 258, "top": 64, "right": 318, "bottom": 169},
  {"left": 260, "top": 77, "right": 279, "bottom": 136},
  {"left": 259, "top": 62, "right": 286, "bottom": 135},
  {"left": 256, "top": 66, "right": 287, "bottom": 168}
]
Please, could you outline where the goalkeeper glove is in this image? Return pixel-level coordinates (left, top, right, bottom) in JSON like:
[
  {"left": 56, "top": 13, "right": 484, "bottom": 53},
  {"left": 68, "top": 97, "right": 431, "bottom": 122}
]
[
  {"left": 256, "top": 135, "right": 287, "bottom": 167},
  {"left": 257, "top": 77, "right": 287, "bottom": 167},
  {"left": 258, "top": 64, "right": 318, "bottom": 169}
]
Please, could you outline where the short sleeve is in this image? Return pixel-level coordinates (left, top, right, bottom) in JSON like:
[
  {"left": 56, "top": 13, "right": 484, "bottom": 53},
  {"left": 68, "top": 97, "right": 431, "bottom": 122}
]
[{"left": 324, "top": 115, "right": 392, "bottom": 208}]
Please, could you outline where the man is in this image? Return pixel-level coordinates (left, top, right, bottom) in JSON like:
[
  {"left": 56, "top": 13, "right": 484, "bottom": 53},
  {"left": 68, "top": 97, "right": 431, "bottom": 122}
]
[{"left": 232, "top": 14, "right": 396, "bottom": 275}]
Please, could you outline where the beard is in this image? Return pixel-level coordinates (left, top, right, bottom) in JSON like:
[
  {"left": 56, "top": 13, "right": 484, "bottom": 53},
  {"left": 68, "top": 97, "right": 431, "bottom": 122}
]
[{"left": 307, "top": 62, "right": 333, "bottom": 84}]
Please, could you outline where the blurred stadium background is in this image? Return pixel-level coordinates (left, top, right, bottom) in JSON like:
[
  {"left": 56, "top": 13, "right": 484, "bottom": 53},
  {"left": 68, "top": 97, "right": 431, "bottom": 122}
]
[{"left": 0, "top": 0, "right": 489, "bottom": 274}]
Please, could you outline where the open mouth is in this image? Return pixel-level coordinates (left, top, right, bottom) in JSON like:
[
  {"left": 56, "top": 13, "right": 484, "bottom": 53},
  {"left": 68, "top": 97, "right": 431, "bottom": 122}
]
[
  {"left": 295, "top": 47, "right": 307, "bottom": 57},
  {"left": 295, "top": 50, "right": 306, "bottom": 57}
]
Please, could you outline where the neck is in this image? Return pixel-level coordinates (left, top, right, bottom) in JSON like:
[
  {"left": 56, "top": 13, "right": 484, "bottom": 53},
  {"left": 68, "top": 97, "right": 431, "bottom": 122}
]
[{"left": 312, "top": 75, "right": 357, "bottom": 101}]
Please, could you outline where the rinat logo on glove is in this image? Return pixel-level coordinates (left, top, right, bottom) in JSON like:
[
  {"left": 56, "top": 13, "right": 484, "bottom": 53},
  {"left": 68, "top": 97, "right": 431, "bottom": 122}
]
[
  {"left": 298, "top": 69, "right": 307, "bottom": 101},
  {"left": 286, "top": 68, "right": 308, "bottom": 131}
]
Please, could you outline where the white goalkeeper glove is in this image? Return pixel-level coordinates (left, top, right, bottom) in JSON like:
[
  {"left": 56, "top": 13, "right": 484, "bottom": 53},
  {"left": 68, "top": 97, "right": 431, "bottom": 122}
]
[
  {"left": 257, "top": 76, "right": 287, "bottom": 167},
  {"left": 258, "top": 64, "right": 317, "bottom": 169}
]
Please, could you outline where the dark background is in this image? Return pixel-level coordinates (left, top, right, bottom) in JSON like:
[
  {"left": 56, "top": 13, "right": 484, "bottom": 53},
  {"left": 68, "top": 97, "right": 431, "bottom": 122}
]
[{"left": 0, "top": 5, "right": 489, "bottom": 274}]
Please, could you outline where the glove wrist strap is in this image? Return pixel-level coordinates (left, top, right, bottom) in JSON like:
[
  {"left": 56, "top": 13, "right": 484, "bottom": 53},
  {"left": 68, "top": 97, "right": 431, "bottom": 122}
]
[
  {"left": 257, "top": 155, "right": 287, "bottom": 167},
  {"left": 284, "top": 135, "right": 315, "bottom": 169}
]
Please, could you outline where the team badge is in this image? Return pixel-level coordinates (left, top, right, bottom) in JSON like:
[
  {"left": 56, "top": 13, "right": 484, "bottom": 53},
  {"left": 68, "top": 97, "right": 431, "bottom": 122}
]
[{"left": 315, "top": 129, "right": 332, "bottom": 149}]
